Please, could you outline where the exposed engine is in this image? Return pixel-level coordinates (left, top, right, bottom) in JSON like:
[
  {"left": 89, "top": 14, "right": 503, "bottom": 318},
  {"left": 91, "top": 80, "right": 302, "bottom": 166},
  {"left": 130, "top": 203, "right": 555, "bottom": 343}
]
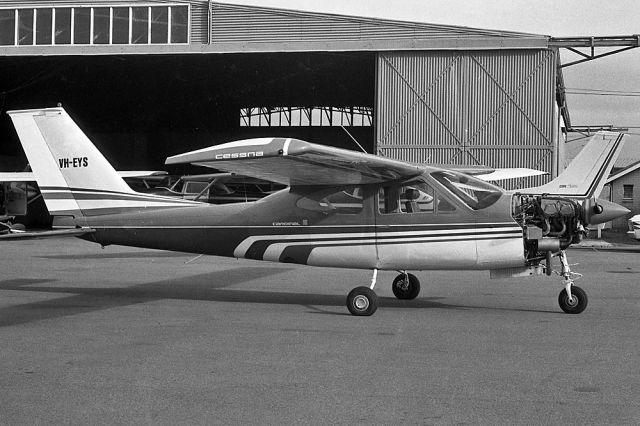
[{"left": 512, "top": 194, "right": 587, "bottom": 265}]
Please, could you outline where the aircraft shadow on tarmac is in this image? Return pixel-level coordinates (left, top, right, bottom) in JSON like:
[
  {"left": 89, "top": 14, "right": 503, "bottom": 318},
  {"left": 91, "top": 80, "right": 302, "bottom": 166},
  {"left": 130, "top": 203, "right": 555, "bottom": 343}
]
[
  {"left": 0, "top": 267, "right": 470, "bottom": 326},
  {"left": 36, "top": 251, "right": 189, "bottom": 260}
]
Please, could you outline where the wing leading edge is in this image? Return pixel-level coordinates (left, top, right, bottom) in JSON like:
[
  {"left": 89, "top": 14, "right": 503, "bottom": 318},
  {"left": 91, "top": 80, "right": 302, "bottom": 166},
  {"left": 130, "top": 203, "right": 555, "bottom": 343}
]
[{"left": 165, "top": 138, "right": 424, "bottom": 186}]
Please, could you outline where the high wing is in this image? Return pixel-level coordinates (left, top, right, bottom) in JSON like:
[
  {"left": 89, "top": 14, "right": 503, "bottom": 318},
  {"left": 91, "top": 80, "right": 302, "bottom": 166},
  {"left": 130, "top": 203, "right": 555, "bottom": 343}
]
[
  {"left": 474, "top": 168, "right": 548, "bottom": 181},
  {"left": 165, "top": 137, "right": 424, "bottom": 186},
  {"left": 444, "top": 165, "right": 547, "bottom": 181},
  {"left": 0, "top": 172, "right": 35, "bottom": 182},
  {"left": 115, "top": 171, "right": 168, "bottom": 179}
]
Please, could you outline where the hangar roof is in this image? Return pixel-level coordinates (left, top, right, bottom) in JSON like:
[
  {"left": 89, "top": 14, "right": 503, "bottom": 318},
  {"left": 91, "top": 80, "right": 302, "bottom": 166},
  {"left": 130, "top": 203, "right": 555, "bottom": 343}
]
[{"left": 0, "top": 1, "right": 550, "bottom": 55}]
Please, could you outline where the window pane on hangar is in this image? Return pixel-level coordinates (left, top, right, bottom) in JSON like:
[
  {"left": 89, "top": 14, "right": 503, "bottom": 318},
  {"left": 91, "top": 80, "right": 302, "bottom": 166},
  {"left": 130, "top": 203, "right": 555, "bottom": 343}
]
[
  {"left": 353, "top": 110, "right": 363, "bottom": 126},
  {"left": 291, "top": 108, "right": 302, "bottom": 126},
  {"left": 112, "top": 7, "right": 129, "bottom": 44},
  {"left": 73, "top": 8, "right": 90, "bottom": 44},
  {"left": 17, "top": 9, "right": 34, "bottom": 45},
  {"left": 35, "top": 8, "right": 52, "bottom": 45},
  {"left": 170, "top": 6, "right": 188, "bottom": 43},
  {"left": 270, "top": 109, "right": 281, "bottom": 126},
  {"left": 54, "top": 8, "right": 71, "bottom": 44},
  {"left": 311, "top": 108, "right": 321, "bottom": 126},
  {"left": 131, "top": 7, "right": 148, "bottom": 44},
  {"left": 150, "top": 7, "right": 168, "bottom": 44},
  {"left": 93, "top": 7, "right": 110, "bottom": 44},
  {"left": 0, "top": 10, "right": 15, "bottom": 45}
]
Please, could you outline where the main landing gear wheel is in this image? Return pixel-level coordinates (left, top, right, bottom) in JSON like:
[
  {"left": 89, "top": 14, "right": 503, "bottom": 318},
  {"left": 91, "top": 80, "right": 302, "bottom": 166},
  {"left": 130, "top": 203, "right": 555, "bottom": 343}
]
[
  {"left": 558, "top": 285, "right": 588, "bottom": 314},
  {"left": 346, "top": 286, "right": 378, "bottom": 316},
  {"left": 392, "top": 273, "right": 421, "bottom": 300}
]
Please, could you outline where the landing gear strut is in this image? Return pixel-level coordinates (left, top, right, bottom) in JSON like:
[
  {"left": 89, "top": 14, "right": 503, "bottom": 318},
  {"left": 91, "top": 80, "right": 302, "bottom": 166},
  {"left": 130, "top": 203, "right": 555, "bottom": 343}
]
[{"left": 555, "top": 250, "right": 588, "bottom": 314}]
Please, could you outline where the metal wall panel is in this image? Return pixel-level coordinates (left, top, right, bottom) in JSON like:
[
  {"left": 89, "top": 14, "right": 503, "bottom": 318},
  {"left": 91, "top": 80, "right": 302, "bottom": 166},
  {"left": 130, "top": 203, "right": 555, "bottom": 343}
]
[
  {"left": 376, "top": 50, "right": 557, "bottom": 189},
  {"left": 0, "top": 1, "right": 549, "bottom": 54},
  {"left": 190, "top": 1, "right": 208, "bottom": 44},
  {"left": 209, "top": 3, "right": 544, "bottom": 43}
]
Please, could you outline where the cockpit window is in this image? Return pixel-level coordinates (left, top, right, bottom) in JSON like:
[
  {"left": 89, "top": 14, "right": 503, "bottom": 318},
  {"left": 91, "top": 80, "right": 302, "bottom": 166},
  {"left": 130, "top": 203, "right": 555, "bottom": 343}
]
[
  {"left": 297, "top": 186, "right": 363, "bottom": 215},
  {"left": 431, "top": 170, "right": 503, "bottom": 210},
  {"left": 378, "top": 180, "right": 454, "bottom": 214}
]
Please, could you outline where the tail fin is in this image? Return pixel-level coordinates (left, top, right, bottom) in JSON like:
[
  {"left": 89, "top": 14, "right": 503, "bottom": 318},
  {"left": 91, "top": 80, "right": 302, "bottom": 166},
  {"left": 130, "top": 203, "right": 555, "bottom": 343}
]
[
  {"left": 521, "top": 131, "right": 624, "bottom": 198},
  {"left": 8, "top": 107, "right": 195, "bottom": 217}
]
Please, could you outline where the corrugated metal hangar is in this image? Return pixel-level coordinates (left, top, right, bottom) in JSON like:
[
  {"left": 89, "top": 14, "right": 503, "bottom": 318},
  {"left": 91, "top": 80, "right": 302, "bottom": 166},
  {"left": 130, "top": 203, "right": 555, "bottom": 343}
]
[{"left": 0, "top": 1, "right": 637, "bottom": 188}]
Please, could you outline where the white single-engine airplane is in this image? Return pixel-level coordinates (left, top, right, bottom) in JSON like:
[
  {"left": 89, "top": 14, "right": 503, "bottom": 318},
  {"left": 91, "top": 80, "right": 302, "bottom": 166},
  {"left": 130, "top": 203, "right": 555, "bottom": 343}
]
[{"left": 1, "top": 107, "right": 629, "bottom": 316}]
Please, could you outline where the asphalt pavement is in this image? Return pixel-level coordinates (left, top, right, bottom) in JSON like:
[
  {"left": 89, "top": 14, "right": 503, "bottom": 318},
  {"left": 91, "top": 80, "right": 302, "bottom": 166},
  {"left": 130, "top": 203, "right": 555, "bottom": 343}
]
[{"left": 1, "top": 238, "right": 639, "bottom": 425}]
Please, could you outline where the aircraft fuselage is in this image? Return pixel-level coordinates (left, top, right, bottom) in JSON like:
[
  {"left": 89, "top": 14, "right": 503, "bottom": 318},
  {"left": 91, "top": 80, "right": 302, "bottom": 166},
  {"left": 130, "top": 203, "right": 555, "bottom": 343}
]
[{"left": 67, "top": 185, "right": 526, "bottom": 271}]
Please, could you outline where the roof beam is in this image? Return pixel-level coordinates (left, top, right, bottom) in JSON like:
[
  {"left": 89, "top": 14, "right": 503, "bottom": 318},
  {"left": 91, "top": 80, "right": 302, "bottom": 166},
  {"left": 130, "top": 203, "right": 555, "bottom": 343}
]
[
  {"left": 566, "top": 125, "right": 629, "bottom": 133},
  {"left": 550, "top": 35, "right": 640, "bottom": 67}
]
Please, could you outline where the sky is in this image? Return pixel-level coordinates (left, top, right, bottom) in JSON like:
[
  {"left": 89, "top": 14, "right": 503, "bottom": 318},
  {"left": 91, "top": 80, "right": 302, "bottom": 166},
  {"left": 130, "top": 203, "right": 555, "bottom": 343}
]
[{"left": 226, "top": 0, "right": 640, "bottom": 155}]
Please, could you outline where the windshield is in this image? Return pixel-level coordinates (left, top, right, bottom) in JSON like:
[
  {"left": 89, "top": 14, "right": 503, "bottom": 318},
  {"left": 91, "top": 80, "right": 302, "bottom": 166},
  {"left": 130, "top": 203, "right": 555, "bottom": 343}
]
[{"left": 431, "top": 170, "right": 503, "bottom": 210}]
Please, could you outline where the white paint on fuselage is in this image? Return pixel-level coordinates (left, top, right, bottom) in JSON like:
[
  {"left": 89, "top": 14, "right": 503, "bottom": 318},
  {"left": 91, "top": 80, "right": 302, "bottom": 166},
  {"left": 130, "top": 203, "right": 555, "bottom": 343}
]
[{"left": 304, "top": 237, "right": 524, "bottom": 270}]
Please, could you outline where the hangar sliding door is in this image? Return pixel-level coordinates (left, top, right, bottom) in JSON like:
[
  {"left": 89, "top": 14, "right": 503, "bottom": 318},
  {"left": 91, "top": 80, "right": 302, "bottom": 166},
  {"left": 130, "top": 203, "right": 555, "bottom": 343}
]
[{"left": 376, "top": 50, "right": 557, "bottom": 189}]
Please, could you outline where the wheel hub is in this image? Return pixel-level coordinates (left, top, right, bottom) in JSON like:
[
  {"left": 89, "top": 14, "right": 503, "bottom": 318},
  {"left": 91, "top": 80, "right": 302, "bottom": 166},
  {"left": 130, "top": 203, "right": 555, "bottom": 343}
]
[
  {"left": 354, "top": 295, "right": 369, "bottom": 310},
  {"left": 566, "top": 295, "right": 578, "bottom": 307},
  {"left": 399, "top": 279, "right": 409, "bottom": 291}
]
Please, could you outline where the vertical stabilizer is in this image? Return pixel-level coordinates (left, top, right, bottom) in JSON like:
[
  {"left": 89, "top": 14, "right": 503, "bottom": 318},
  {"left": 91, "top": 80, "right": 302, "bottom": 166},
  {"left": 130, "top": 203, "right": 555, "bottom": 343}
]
[
  {"left": 520, "top": 131, "right": 624, "bottom": 198},
  {"left": 8, "top": 107, "right": 196, "bottom": 216}
]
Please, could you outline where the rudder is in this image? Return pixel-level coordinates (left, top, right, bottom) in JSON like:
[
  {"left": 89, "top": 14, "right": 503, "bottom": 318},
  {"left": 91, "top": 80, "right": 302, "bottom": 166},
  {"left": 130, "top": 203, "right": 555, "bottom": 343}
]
[{"left": 8, "top": 107, "right": 196, "bottom": 217}]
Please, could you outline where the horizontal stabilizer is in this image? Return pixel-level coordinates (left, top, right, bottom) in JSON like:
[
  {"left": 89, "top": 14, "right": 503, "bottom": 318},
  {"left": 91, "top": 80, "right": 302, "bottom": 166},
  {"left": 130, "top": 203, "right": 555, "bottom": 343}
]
[{"left": 0, "top": 228, "right": 95, "bottom": 240}]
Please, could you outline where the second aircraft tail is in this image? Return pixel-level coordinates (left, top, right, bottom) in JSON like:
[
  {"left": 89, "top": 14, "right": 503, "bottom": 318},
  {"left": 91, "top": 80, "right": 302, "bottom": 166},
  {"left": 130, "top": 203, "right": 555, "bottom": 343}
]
[{"left": 521, "top": 131, "right": 624, "bottom": 199}]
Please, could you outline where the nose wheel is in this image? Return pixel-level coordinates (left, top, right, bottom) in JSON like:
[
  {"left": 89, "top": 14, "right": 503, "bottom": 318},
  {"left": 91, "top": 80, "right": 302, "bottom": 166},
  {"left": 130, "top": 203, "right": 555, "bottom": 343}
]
[{"left": 558, "top": 285, "right": 588, "bottom": 314}]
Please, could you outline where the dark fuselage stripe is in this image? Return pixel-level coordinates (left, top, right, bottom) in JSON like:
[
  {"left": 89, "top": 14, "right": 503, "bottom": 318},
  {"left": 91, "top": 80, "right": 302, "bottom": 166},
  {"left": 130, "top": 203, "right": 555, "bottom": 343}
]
[{"left": 243, "top": 232, "right": 521, "bottom": 260}]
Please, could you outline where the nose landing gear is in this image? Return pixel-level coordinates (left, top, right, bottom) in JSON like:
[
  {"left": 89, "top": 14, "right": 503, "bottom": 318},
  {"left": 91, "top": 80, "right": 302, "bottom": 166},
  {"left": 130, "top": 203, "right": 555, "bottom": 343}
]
[{"left": 553, "top": 250, "right": 588, "bottom": 314}]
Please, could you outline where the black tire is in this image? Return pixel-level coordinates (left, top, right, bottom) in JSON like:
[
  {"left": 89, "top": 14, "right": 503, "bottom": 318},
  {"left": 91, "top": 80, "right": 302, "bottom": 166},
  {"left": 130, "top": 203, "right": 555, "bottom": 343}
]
[
  {"left": 558, "top": 285, "right": 588, "bottom": 314},
  {"left": 346, "top": 286, "right": 378, "bottom": 316},
  {"left": 391, "top": 273, "right": 421, "bottom": 300}
]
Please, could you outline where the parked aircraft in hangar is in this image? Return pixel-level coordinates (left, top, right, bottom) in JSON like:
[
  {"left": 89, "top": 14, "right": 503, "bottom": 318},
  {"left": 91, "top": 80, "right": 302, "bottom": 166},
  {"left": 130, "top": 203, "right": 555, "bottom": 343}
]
[{"left": 0, "top": 107, "right": 629, "bottom": 315}]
